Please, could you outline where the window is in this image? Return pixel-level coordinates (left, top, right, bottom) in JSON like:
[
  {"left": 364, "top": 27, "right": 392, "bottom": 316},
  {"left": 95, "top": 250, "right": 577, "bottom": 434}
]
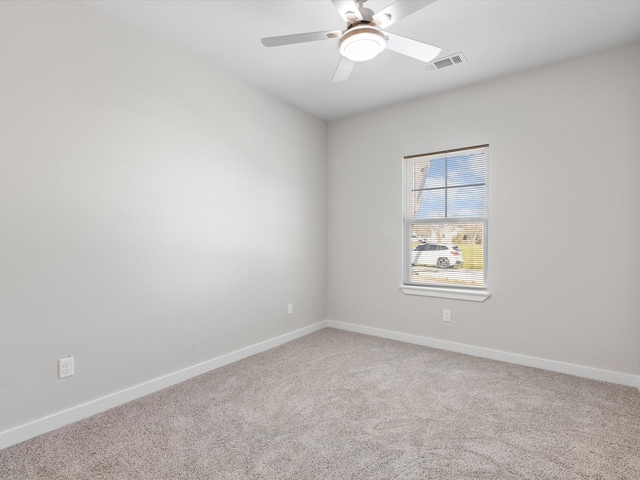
[{"left": 401, "top": 145, "right": 489, "bottom": 301}]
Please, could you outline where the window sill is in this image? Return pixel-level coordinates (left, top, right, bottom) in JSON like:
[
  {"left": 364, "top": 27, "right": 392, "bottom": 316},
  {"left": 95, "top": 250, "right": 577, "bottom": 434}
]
[{"left": 399, "top": 285, "right": 490, "bottom": 302}]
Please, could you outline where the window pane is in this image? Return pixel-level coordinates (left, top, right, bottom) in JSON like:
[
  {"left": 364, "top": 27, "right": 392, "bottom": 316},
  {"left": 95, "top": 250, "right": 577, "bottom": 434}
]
[
  {"left": 409, "top": 222, "right": 485, "bottom": 287},
  {"left": 423, "top": 158, "right": 446, "bottom": 189},
  {"left": 448, "top": 185, "right": 486, "bottom": 218},
  {"left": 447, "top": 152, "right": 486, "bottom": 187},
  {"left": 412, "top": 189, "right": 445, "bottom": 219},
  {"left": 412, "top": 158, "right": 446, "bottom": 191}
]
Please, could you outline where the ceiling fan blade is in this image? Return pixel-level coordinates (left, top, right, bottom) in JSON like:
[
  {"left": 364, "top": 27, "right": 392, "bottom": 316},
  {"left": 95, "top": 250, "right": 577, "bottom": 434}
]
[
  {"left": 384, "top": 32, "right": 441, "bottom": 63},
  {"left": 373, "top": 0, "right": 437, "bottom": 28},
  {"left": 331, "top": 0, "right": 363, "bottom": 23},
  {"left": 262, "top": 30, "right": 343, "bottom": 47},
  {"left": 332, "top": 57, "right": 356, "bottom": 82}
]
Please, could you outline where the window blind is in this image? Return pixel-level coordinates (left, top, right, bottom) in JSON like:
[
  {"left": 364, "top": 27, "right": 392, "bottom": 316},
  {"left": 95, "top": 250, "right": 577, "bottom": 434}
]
[{"left": 404, "top": 146, "right": 488, "bottom": 288}]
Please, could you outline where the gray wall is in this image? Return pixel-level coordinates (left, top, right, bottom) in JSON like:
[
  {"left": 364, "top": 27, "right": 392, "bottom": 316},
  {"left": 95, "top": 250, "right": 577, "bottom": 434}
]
[
  {"left": 328, "top": 43, "right": 640, "bottom": 376},
  {"left": 0, "top": 1, "right": 327, "bottom": 432}
]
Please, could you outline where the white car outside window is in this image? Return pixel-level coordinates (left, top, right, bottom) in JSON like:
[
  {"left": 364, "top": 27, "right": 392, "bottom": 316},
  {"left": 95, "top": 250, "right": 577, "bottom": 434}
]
[{"left": 412, "top": 244, "right": 464, "bottom": 269}]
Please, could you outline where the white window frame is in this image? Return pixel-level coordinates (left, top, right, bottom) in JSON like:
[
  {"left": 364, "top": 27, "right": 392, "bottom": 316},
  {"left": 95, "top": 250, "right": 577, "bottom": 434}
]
[{"left": 400, "top": 145, "right": 490, "bottom": 302}]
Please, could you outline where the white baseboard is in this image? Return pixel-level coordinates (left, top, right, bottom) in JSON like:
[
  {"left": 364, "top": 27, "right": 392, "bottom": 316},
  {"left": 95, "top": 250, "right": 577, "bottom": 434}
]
[
  {"left": 327, "top": 320, "right": 640, "bottom": 390},
  {"left": 3, "top": 319, "right": 638, "bottom": 451},
  {"left": 0, "top": 321, "right": 328, "bottom": 451}
]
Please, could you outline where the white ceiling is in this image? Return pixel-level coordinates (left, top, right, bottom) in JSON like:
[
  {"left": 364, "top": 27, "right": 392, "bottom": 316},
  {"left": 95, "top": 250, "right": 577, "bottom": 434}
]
[{"left": 84, "top": 0, "right": 640, "bottom": 121}]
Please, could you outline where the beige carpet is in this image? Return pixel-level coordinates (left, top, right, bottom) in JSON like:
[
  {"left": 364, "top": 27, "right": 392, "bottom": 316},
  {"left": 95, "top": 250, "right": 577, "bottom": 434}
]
[{"left": 1, "top": 328, "right": 639, "bottom": 479}]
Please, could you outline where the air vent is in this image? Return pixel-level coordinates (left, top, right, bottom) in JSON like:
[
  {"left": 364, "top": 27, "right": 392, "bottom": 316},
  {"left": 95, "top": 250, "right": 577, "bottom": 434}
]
[{"left": 424, "top": 53, "right": 467, "bottom": 72}]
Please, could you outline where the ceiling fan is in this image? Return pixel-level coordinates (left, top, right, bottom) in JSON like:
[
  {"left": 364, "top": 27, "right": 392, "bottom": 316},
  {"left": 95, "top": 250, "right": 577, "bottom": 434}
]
[{"left": 261, "top": 0, "right": 441, "bottom": 82}]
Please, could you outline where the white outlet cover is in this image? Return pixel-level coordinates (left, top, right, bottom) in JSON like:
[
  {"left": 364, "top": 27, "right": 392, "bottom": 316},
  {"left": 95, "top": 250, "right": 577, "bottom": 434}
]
[{"left": 58, "top": 356, "right": 74, "bottom": 379}]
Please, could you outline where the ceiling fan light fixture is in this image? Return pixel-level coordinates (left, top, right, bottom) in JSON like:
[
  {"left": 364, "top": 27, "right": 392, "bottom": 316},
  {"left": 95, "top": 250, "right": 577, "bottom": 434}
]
[{"left": 338, "top": 25, "right": 386, "bottom": 62}]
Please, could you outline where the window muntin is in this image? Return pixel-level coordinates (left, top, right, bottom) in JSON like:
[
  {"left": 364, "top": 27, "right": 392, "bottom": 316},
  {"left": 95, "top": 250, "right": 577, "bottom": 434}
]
[{"left": 404, "top": 146, "right": 488, "bottom": 289}]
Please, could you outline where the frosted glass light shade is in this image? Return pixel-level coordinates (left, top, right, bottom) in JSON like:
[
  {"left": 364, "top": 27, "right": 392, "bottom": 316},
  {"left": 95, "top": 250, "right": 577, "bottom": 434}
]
[{"left": 339, "top": 26, "right": 386, "bottom": 62}]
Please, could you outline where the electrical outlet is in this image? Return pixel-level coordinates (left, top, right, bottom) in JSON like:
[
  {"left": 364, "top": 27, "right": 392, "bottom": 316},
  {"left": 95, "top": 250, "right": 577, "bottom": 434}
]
[
  {"left": 58, "top": 356, "right": 74, "bottom": 379},
  {"left": 287, "top": 303, "right": 293, "bottom": 315},
  {"left": 443, "top": 309, "right": 451, "bottom": 322}
]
